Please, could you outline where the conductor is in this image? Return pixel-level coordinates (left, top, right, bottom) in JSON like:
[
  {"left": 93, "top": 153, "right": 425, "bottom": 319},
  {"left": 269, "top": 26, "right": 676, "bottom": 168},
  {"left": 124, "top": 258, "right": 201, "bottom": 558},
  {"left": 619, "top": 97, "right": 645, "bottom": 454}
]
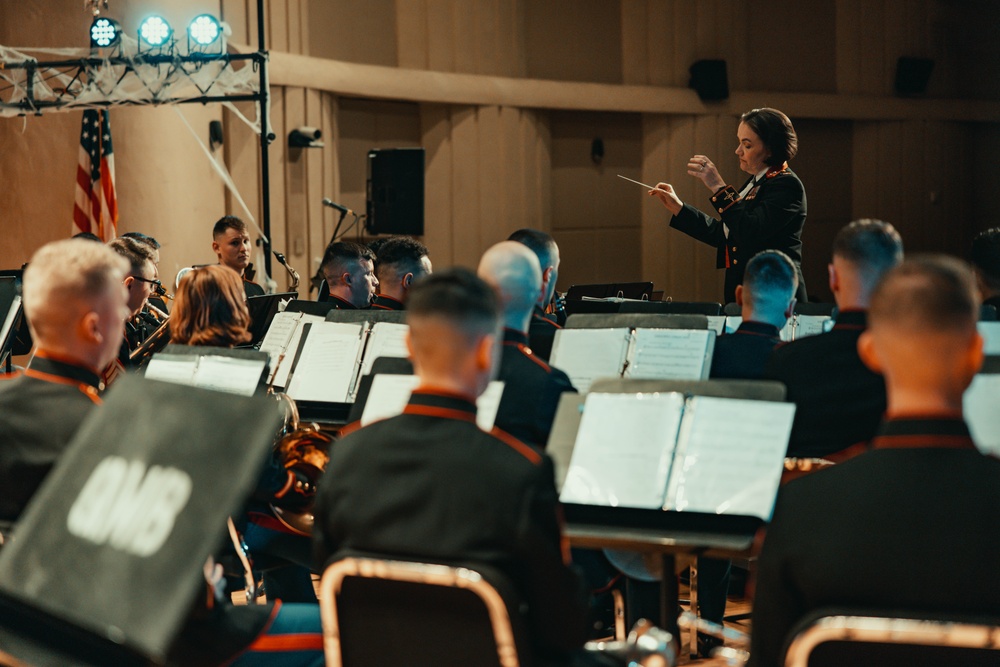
[{"left": 650, "top": 108, "right": 807, "bottom": 303}]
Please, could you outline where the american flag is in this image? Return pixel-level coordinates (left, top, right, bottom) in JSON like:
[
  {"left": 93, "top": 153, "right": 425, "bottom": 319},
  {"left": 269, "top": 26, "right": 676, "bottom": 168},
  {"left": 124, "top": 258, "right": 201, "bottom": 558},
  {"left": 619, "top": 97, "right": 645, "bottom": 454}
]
[{"left": 73, "top": 109, "right": 118, "bottom": 241}]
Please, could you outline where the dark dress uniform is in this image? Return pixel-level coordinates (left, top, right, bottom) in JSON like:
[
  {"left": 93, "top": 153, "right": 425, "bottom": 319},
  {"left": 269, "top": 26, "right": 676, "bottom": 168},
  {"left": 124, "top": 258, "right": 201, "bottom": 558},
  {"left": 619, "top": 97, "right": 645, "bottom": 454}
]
[
  {"left": 670, "top": 165, "right": 807, "bottom": 304},
  {"left": 749, "top": 417, "right": 1000, "bottom": 667},
  {"left": 371, "top": 294, "right": 405, "bottom": 310},
  {"left": 313, "top": 389, "right": 589, "bottom": 664},
  {"left": 709, "top": 320, "right": 783, "bottom": 380},
  {"left": 243, "top": 278, "right": 265, "bottom": 299},
  {"left": 528, "top": 305, "right": 562, "bottom": 362},
  {"left": 0, "top": 353, "right": 101, "bottom": 525},
  {"left": 495, "top": 328, "right": 577, "bottom": 449},
  {"left": 764, "top": 310, "right": 885, "bottom": 459}
]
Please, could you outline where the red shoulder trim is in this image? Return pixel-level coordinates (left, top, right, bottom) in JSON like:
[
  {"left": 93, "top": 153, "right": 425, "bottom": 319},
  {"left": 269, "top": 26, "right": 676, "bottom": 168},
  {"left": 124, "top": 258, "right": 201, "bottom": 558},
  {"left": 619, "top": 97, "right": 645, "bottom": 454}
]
[
  {"left": 402, "top": 404, "right": 478, "bottom": 424},
  {"left": 488, "top": 426, "right": 543, "bottom": 465},
  {"left": 533, "top": 315, "right": 561, "bottom": 330},
  {"left": 337, "top": 419, "right": 364, "bottom": 438},
  {"left": 23, "top": 369, "right": 101, "bottom": 405},
  {"left": 518, "top": 343, "right": 552, "bottom": 372}
]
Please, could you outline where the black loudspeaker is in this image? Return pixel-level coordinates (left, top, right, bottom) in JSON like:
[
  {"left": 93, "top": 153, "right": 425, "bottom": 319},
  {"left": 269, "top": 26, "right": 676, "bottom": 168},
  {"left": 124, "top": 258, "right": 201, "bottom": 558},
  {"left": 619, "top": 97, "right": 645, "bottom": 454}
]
[
  {"left": 894, "top": 57, "right": 934, "bottom": 96},
  {"left": 366, "top": 148, "right": 425, "bottom": 235},
  {"left": 689, "top": 60, "right": 729, "bottom": 101}
]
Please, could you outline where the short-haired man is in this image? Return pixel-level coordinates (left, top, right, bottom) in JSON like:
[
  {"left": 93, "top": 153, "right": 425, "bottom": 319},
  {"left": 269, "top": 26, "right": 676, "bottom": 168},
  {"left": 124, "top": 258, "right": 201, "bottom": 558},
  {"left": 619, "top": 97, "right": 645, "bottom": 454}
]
[
  {"left": 970, "top": 227, "right": 1000, "bottom": 312},
  {"left": 0, "top": 239, "right": 130, "bottom": 527},
  {"left": 212, "top": 215, "right": 265, "bottom": 298},
  {"left": 711, "top": 249, "right": 798, "bottom": 379},
  {"left": 749, "top": 256, "right": 996, "bottom": 667},
  {"left": 319, "top": 241, "right": 378, "bottom": 309},
  {"left": 765, "top": 219, "right": 903, "bottom": 459},
  {"left": 371, "top": 236, "right": 432, "bottom": 310},
  {"left": 478, "top": 241, "right": 577, "bottom": 448},
  {"left": 508, "top": 228, "right": 563, "bottom": 361},
  {"left": 313, "top": 268, "right": 588, "bottom": 664},
  {"left": 105, "top": 236, "right": 159, "bottom": 385}
]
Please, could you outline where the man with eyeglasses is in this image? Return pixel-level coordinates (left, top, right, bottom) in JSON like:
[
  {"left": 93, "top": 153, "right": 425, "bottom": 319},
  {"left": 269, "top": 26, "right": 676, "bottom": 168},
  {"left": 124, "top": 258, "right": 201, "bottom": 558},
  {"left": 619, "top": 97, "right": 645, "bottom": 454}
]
[{"left": 104, "top": 236, "right": 159, "bottom": 386}]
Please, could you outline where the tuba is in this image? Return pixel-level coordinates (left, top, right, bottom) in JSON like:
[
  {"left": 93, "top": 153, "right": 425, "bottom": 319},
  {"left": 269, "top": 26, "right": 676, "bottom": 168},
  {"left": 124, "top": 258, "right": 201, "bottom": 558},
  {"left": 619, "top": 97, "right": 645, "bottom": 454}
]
[{"left": 268, "top": 392, "right": 332, "bottom": 535}]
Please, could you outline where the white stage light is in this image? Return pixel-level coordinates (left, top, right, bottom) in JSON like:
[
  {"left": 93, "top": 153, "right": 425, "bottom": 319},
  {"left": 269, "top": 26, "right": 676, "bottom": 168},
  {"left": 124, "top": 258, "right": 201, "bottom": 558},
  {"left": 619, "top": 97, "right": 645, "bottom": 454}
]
[
  {"left": 139, "top": 16, "right": 173, "bottom": 48},
  {"left": 188, "top": 14, "right": 221, "bottom": 46},
  {"left": 90, "top": 17, "right": 120, "bottom": 48}
]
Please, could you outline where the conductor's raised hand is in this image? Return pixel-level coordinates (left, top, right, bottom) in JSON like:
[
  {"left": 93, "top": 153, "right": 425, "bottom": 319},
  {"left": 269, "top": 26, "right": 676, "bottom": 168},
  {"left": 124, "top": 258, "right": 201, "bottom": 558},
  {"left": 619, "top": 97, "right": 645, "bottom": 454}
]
[
  {"left": 687, "top": 154, "right": 725, "bottom": 192},
  {"left": 648, "top": 182, "right": 684, "bottom": 216}
]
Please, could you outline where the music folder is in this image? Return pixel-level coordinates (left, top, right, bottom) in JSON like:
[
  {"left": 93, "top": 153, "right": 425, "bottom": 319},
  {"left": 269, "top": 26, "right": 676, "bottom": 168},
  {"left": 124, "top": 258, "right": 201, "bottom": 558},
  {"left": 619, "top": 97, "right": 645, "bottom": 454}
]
[
  {"left": 245, "top": 291, "right": 297, "bottom": 347},
  {"left": 0, "top": 375, "right": 282, "bottom": 666}
]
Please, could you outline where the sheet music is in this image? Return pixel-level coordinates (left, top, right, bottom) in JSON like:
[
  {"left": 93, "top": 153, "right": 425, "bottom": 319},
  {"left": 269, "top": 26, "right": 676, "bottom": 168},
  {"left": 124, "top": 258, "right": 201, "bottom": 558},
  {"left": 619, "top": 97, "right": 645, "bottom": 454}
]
[
  {"left": 258, "top": 311, "right": 300, "bottom": 379},
  {"left": 726, "top": 315, "right": 793, "bottom": 341},
  {"left": 144, "top": 356, "right": 198, "bottom": 386},
  {"left": 977, "top": 322, "right": 1000, "bottom": 355},
  {"left": 192, "top": 356, "right": 266, "bottom": 397},
  {"left": 792, "top": 315, "right": 830, "bottom": 340},
  {"left": 706, "top": 315, "right": 726, "bottom": 336},
  {"left": 664, "top": 396, "right": 794, "bottom": 520},
  {"left": 0, "top": 295, "right": 21, "bottom": 355},
  {"left": 550, "top": 328, "right": 630, "bottom": 393},
  {"left": 270, "top": 314, "right": 325, "bottom": 388},
  {"left": 360, "top": 322, "right": 410, "bottom": 377},
  {"left": 965, "top": 373, "right": 1000, "bottom": 457},
  {"left": 560, "top": 392, "right": 686, "bottom": 509},
  {"left": 362, "top": 375, "right": 505, "bottom": 431},
  {"left": 625, "top": 328, "right": 715, "bottom": 380},
  {"left": 286, "top": 321, "right": 365, "bottom": 403}
]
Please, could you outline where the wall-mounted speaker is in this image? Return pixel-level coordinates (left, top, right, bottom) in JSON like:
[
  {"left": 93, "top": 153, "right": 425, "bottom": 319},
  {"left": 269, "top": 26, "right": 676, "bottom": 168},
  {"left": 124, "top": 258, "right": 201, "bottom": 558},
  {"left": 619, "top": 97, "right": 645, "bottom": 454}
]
[
  {"left": 366, "top": 148, "right": 425, "bottom": 236},
  {"left": 689, "top": 60, "right": 729, "bottom": 102},
  {"left": 894, "top": 57, "right": 934, "bottom": 96}
]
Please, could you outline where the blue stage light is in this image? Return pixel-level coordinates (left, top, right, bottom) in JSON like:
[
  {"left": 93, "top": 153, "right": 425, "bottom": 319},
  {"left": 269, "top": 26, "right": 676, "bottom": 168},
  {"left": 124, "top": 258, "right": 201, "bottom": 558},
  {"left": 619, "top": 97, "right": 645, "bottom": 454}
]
[
  {"left": 188, "top": 14, "right": 221, "bottom": 46},
  {"left": 90, "top": 17, "right": 120, "bottom": 48},
  {"left": 139, "top": 16, "right": 173, "bottom": 47}
]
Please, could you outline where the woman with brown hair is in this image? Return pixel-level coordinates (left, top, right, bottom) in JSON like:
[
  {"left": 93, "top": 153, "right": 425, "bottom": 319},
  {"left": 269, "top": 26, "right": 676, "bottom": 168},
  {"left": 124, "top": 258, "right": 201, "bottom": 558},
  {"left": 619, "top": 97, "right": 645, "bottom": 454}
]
[{"left": 169, "top": 265, "right": 251, "bottom": 347}]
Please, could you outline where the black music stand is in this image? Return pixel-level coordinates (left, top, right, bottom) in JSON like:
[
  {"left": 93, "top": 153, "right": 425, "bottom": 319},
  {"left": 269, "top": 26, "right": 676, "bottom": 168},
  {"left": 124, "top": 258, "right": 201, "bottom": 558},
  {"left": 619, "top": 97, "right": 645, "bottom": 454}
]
[
  {"left": 347, "top": 356, "right": 415, "bottom": 423},
  {"left": 325, "top": 309, "right": 407, "bottom": 325},
  {"left": 547, "top": 378, "right": 787, "bottom": 641},
  {"left": 565, "top": 313, "right": 710, "bottom": 331},
  {"left": 245, "top": 291, "right": 297, "bottom": 347},
  {"left": 565, "top": 282, "right": 654, "bottom": 301},
  {"left": 618, "top": 301, "right": 722, "bottom": 316},
  {"left": 0, "top": 280, "right": 20, "bottom": 373}
]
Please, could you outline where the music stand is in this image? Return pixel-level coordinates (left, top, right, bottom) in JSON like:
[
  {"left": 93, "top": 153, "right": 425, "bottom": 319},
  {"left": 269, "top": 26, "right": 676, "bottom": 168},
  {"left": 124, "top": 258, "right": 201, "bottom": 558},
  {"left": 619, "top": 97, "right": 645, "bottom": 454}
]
[
  {"left": 565, "top": 282, "right": 654, "bottom": 301},
  {"left": 325, "top": 309, "right": 407, "bottom": 325},
  {"left": 347, "top": 356, "right": 415, "bottom": 423},
  {"left": 245, "top": 291, "right": 297, "bottom": 347},
  {"left": 0, "top": 279, "right": 21, "bottom": 372},
  {"left": 564, "top": 313, "right": 710, "bottom": 331}
]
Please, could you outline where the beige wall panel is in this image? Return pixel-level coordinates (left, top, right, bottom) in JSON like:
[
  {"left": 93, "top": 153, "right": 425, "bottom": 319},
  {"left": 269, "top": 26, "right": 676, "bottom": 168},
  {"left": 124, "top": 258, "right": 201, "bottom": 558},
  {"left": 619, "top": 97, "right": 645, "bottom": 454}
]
[
  {"left": 449, "top": 107, "right": 482, "bottom": 267},
  {"left": 301, "top": 89, "right": 325, "bottom": 287},
  {"left": 265, "top": 87, "right": 288, "bottom": 288},
  {"left": 641, "top": 114, "right": 673, "bottom": 297},
  {"left": 268, "top": 0, "right": 289, "bottom": 53},
  {"left": 308, "top": 0, "right": 398, "bottom": 66},
  {"left": 451, "top": 0, "right": 480, "bottom": 75},
  {"left": 851, "top": 123, "right": 880, "bottom": 221},
  {"left": 536, "top": 113, "right": 554, "bottom": 234},
  {"left": 286, "top": 0, "right": 304, "bottom": 55},
  {"left": 223, "top": 102, "right": 262, "bottom": 234},
  {"left": 670, "top": 1, "right": 698, "bottom": 87},
  {"left": 493, "top": 0, "right": 522, "bottom": 78},
  {"left": 282, "top": 87, "right": 307, "bottom": 292},
  {"left": 971, "top": 125, "right": 1000, "bottom": 233},
  {"left": 494, "top": 106, "right": 524, "bottom": 241},
  {"left": 221, "top": 0, "right": 250, "bottom": 43},
  {"left": 476, "top": 0, "right": 503, "bottom": 77},
  {"left": 621, "top": 0, "right": 650, "bottom": 85},
  {"left": 524, "top": 0, "right": 623, "bottom": 84},
  {"left": 475, "top": 106, "right": 504, "bottom": 250},
  {"left": 646, "top": 1, "right": 675, "bottom": 87},
  {"left": 426, "top": 0, "right": 456, "bottom": 72},
  {"left": 858, "top": 2, "right": 887, "bottom": 95},
  {"left": 746, "top": 0, "right": 835, "bottom": 93},
  {"left": 317, "top": 93, "right": 340, "bottom": 276},
  {"left": 694, "top": 0, "right": 718, "bottom": 60},
  {"left": 553, "top": 228, "right": 643, "bottom": 289},
  {"left": 518, "top": 111, "right": 545, "bottom": 232},
  {"left": 420, "top": 104, "right": 455, "bottom": 266},
  {"left": 396, "top": 0, "right": 429, "bottom": 70},
  {"left": 835, "top": 0, "right": 862, "bottom": 94}
]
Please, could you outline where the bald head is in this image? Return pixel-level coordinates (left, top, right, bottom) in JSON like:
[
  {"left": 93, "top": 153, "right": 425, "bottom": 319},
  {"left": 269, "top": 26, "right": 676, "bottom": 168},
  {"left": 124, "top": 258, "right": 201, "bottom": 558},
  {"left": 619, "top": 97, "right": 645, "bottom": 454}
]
[{"left": 478, "top": 241, "right": 543, "bottom": 333}]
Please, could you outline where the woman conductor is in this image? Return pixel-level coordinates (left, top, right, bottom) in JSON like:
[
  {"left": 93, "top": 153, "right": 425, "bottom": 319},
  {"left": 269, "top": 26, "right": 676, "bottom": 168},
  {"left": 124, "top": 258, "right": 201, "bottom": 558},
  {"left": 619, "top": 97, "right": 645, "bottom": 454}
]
[{"left": 650, "top": 108, "right": 808, "bottom": 303}]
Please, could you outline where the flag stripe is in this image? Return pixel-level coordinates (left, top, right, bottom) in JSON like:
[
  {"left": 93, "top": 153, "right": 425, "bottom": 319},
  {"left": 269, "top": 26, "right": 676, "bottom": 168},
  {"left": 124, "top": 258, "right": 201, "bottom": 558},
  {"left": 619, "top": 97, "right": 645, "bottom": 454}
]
[{"left": 72, "top": 109, "right": 118, "bottom": 241}]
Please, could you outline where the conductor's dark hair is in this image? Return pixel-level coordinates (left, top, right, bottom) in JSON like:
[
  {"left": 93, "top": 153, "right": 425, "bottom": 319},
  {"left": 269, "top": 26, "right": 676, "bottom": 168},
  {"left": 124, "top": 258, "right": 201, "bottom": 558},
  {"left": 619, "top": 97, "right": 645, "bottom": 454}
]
[
  {"left": 213, "top": 215, "right": 248, "bottom": 239},
  {"left": 970, "top": 227, "right": 1000, "bottom": 291},
  {"left": 375, "top": 236, "right": 429, "bottom": 281},
  {"left": 740, "top": 108, "right": 798, "bottom": 166},
  {"left": 508, "top": 228, "right": 558, "bottom": 269},
  {"left": 108, "top": 236, "right": 156, "bottom": 276},
  {"left": 744, "top": 250, "right": 798, "bottom": 306},
  {"left": 72, "top": 232, "right": 103, "bottom": 242},
  {"left": 869, "top": 254, "right": 978, "bottom": 334},
  {"left": 320, "top": 241, "right": 375, "bottom": 274},
  {"left": 407, "top": 267, "right": 500, "bottom": 340},
  {"left": 122, "top": 231, "right": 161, "bottom": 250},
  {"left": 833, "top": 219, "right": 904, "bottom": 282}
]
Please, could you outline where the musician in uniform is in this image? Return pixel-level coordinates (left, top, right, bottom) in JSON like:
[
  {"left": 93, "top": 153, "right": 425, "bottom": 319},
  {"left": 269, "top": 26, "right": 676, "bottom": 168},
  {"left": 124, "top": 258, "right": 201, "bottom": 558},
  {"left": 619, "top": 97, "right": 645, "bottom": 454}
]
[
  {"left": 0, "top": 239, "right": 130, "bottom": 527},
  {"left": 650, "top": 108, "right": 808, "bottom": 303},
  {"left": 508, "top": 228, "right": 565, "bottom": 361},
  {"left": 170, "top": 265, "right": 252, "bottom": 347},
  {"left": 104, "top": 236, "right": 159, "bottom": 385},
  {"left": 749, "top": 255, "right": 996, "bottom": 667},
  {"left": 319, "top": 241, "right": 378, "bottom": 309},
  {"left": 212, "top": 216, "right": 265, "bottom": 298},
  {"left": 970, "top": 227, "right": 1000, "bottom": 311},
  {"left": 313, "top": 268, "right": 591, "bottom": 665},
  {"left": 478, "top": 241, "right": 577, "bottom": 449},
  {"left": 370, "top": 236, "right": 432, "bottom": 310},
  {"left": 765, "top": 219, "right": 903, "bottom": 460}
]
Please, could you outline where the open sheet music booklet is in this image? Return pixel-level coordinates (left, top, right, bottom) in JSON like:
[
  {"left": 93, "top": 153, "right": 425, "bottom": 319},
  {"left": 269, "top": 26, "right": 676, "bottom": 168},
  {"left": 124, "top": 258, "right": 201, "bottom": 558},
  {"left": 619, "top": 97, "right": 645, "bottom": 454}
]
[
  {"left": 258, "top": 312, "right": 412, "bottom": 403},
  {"left": 144, "top": 353, "right": 267, "bottom": 397},
  {"left": 361, "top": 374, "right": 505, "bottom": 431},
  {"left": 964, "top": 372, "right": 1000, "bottom": 457},
  {"left": 550, "top": 328, "right": 716, "bottom": 393},
  {"left": 560, "top": 392, "right": 795, "bottom": 520},
  {"left": 706, "top": 315, "right": 832, "bottom": 341}
]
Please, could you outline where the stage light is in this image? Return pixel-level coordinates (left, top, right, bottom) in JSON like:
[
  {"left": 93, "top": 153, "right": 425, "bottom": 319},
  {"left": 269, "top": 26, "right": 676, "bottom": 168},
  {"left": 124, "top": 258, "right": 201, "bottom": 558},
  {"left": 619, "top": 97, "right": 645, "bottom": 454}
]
[
  {"left": 188, "top": 14, "right": 221, "bottom": 46},
  {"left": 139, "top": 16, "right": 173, "bottom": 48},
  {"left": 90, "top": 17, "right": 120, "bottom": 48}
]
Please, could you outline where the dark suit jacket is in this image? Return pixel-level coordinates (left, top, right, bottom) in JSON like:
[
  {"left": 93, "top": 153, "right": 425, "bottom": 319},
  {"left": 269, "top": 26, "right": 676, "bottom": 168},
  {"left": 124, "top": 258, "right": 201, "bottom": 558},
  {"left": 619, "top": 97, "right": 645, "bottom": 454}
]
[
  {"left": 670, "top": 167, "right": 807, "bottom": 303},
  {"left": 495, "top": 329, "right": 577, "bottom": 448},
  {"left": 313, "top": 389, "right": 588, "bottom": 663},
  {"left": 528, "top": 306, "right": 561, "bottom": 362},
  {"left": 764, "top": 310, "right": 885, "bottom": 458},
  {"left": 243, "top": 278, "right": 265, "bottom": 299},
  {"left": 0, "top": 353, "right": 101, "bottom": 524},
  {"left": 749, "top": 417, "right": 1000, "bottom": 667},
  {"left": 709, "top": 320, "right": 782, "bottom": 380}
]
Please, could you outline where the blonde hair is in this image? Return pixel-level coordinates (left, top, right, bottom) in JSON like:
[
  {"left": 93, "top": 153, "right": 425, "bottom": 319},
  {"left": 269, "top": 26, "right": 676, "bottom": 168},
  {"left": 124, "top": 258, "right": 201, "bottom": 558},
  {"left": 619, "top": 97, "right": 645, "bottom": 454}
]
[{"left": 170, "top": 265, "right": 251, "bottom": 347}]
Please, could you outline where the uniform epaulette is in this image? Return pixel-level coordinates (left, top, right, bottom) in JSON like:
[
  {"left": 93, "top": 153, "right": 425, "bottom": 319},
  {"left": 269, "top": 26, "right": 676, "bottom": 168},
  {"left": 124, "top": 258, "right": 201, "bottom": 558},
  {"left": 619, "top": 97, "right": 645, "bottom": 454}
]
[{"left": 517, "top": 343, "right": 552, "bottom": 372}]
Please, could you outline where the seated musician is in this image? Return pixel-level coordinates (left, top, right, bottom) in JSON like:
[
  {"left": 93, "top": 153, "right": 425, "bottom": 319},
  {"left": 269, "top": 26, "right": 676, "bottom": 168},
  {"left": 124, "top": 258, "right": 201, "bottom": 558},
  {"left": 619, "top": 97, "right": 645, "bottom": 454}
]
[
  {"left": 749, "top": 255, "right": 998, "bottom": 667},
  {"left": 170, "top": 265, "right": 252, "bottom": 347},
  {"left": 970, "top": 227, "right": 1000, "bottom": 312},
  {"left": 0, "top": 239, "right": 130, "bottom": 528},
  {"left": 509, "top": 228, "right": 565, "bottom": 361},
  {"left": 319, "top": 241, "right": 378, "bottom": 309},
  {"left": 765, "top": 219, "right": 903, "bottom": 460},
  {"left": 121, "top": 231, "right": 169, "bottom": 313},
  {"left": 212, "top": 216, "right": 265, "bottom": 298},
  {"left": 371, "top": 235, "right": 432, "bottom": 310},
  {"left": 313, "top": 268, "right": 594, "bottom": 665},
  {"left": 104, "top": 236, "right": 159, "bottom": 385},
  {"left": 478, "top": 240, "right": 577, "bottom": 448}
]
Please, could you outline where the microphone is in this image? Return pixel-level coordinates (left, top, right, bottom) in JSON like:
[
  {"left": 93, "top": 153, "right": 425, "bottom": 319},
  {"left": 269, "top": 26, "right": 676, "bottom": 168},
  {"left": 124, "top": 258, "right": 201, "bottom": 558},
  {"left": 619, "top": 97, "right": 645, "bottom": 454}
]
[{"left": 322, "top": 198, "right": 355, "bottom": 217}]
